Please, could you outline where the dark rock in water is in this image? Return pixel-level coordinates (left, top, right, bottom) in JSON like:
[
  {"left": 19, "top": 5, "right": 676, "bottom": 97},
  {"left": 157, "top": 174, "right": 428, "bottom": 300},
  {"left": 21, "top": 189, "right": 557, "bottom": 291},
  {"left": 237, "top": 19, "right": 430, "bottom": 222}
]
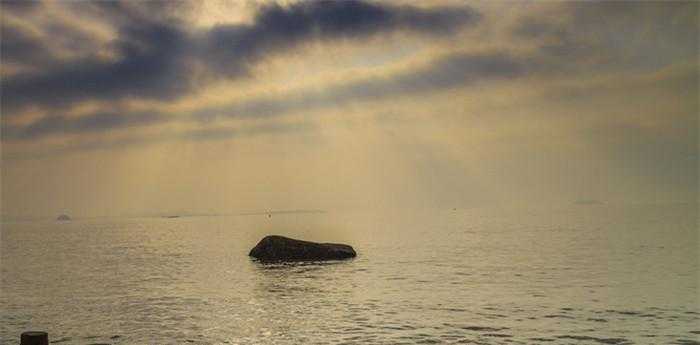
[
  {"left": 56, "top": 214, "right": 71, "bottom": 221},
  {"left": 249, "top": 235, "right": 356, "bottom": 262}
]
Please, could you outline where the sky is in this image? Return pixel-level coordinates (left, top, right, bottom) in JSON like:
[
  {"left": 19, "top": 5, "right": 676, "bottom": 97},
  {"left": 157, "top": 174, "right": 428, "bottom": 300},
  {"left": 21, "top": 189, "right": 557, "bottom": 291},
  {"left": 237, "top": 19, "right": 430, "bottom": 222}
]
[{"left": 1, "top": 0, "right": 697, "bottom": 219}]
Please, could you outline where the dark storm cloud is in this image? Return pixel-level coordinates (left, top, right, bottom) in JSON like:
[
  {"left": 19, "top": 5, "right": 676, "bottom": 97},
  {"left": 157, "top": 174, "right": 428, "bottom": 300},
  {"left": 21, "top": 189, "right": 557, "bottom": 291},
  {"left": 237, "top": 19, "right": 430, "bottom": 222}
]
[
  {"left": 1, "top": 20, "right": 193, "bottom": 114},
  {"left": 1, "top": 0, "right": 479, "bottom": 115},
  {"left": 0, "top": 0, "right": 40, "bottom": 14},
  {"left": 203, "top": 0, "right": 479, "bottom": 77},
  {"left": 0, "top": 21, "right": 56, "bottom": 67},
  {"left": 5, "top": 50, "right": 531, "bottom": 141}
]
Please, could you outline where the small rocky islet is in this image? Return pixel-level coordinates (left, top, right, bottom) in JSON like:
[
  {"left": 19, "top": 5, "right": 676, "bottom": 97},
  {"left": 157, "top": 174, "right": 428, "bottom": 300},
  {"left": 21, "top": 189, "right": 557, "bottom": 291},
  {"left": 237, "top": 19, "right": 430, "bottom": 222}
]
[
  {"left": 249, "top": 235, "right": 356, "bottom": 262},
  {"left": 56, "top": 214, "right": 71, "bottom": 221}
]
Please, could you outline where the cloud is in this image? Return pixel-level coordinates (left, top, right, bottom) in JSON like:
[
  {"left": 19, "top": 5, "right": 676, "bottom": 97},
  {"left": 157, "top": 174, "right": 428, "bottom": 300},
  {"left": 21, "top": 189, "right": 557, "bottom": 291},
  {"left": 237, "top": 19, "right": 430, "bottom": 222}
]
[
  {"left": 4, "top": 50, "right": 533, "bottom": 141},
  {"left": 196, "top": 51, "right": 531, "bottom": 120},
  {"left": 1, "top": 20, "right": 193, "bottom": 114},
  {"left": 0, "top": 0, "right": 40, "bottom": 14},
  {"left": 202, "top": 0, "right": 478, "bottom": 77},
  {"left": 0, "top": 21, "right": 57, "bottom": 68},
  {"left": 1, "top": 0, "right": 479, "bottom": 115},
  {"left": 510, "top": 1, "right": 698, "bottom": 71},
  {"left": 2, "top": 111, "right": 168, "bottom": 140},
  {"left": 2, "top": 121, "right": 314, "bottom": 161},
  {"left": 181, "top": 121, "right": 313, "bottom": 141}
]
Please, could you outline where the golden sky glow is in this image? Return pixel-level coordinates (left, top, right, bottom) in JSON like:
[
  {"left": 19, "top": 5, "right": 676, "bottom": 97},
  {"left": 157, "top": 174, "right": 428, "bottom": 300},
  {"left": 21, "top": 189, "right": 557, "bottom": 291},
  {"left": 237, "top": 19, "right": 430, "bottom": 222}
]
[{"left": 1, "top": 1, "right": 697, "bottom": 218}]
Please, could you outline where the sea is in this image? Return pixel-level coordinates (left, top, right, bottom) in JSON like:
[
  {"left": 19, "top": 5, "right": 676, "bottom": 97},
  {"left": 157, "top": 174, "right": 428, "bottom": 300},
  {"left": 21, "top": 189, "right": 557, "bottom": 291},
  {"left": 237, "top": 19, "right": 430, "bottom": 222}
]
[{"left": 1, "top": 203, "right": 698, "bottom": 344}]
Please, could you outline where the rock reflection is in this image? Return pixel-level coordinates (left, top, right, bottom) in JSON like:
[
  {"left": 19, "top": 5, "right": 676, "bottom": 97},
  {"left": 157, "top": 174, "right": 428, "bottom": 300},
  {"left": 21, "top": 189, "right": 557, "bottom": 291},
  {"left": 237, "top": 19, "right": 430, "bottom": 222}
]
[{"left": 251, "top": 260, "right": 355, "bottom": 296}]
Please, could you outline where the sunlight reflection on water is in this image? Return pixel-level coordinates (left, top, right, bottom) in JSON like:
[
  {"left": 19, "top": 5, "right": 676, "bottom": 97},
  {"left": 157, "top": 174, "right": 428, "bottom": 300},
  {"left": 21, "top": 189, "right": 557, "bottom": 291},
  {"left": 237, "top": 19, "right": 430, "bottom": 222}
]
[{"left": 1, "top": 204, "right": 698, "bottom": 344}]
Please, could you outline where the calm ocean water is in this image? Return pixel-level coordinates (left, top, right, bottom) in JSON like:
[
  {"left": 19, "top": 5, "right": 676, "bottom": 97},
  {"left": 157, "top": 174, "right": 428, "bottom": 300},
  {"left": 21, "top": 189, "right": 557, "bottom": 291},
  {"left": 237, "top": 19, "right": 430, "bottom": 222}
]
[{"left": 1, "top": 204, "right": 698, "bottom": 344}]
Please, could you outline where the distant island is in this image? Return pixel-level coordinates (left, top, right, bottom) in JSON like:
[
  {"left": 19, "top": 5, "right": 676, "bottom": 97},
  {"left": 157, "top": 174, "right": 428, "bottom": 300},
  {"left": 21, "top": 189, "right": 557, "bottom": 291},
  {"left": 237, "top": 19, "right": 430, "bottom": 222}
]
[
  {"left": 56, "top": 214, "right": 71, "bottom": 221},
  {"left": 240, "top": 209, "right": 326, "bottom": 216}
]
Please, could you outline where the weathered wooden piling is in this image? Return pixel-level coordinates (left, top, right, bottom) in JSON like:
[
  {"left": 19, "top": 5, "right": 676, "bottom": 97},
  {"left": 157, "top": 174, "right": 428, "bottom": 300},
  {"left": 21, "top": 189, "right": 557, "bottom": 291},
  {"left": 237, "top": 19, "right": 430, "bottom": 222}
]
[{"left": 20, "top": 331, "right": 48, "bottom": 345}]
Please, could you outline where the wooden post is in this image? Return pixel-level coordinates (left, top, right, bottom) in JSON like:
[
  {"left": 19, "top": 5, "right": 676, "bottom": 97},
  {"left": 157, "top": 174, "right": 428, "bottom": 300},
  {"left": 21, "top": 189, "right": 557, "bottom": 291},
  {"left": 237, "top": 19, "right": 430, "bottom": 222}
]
[{"left": 20, "top": 331, "right": 48, "bottom": 345}]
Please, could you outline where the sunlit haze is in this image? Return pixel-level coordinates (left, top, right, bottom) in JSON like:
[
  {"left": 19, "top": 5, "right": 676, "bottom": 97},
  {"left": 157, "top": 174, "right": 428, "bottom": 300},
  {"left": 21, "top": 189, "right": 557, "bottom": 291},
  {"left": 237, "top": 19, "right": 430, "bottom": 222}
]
[{"left": 1, "top": 1, "right": 697, "bottom": 218}]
